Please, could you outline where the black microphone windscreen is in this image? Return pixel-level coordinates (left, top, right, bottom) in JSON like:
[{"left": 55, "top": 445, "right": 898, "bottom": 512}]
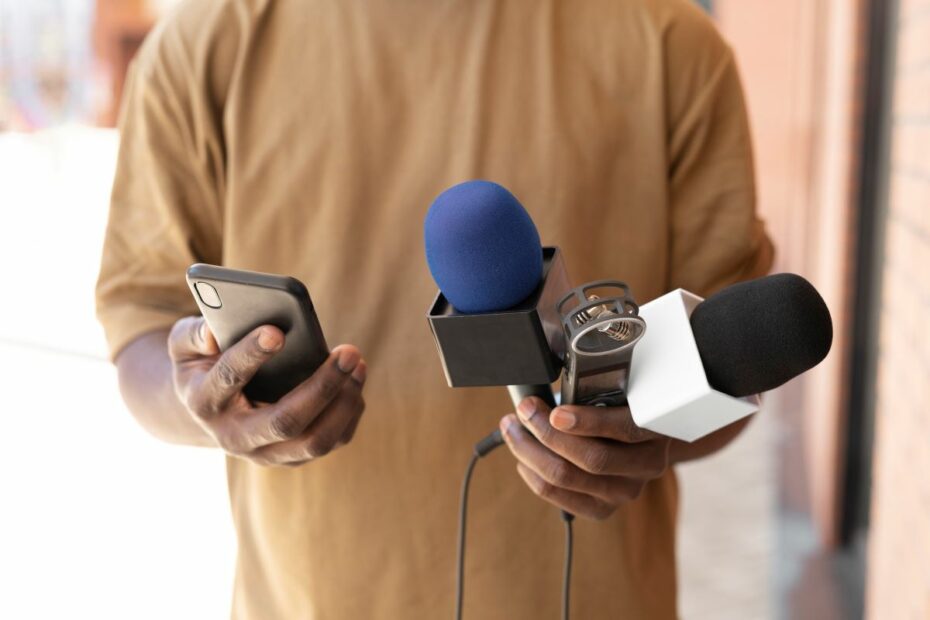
[{"left": 689, "top": 273, "right": 833, "bottom": 397}]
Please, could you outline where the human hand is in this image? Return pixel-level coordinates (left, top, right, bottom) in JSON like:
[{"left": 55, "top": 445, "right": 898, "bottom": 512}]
[
  {"left": 500, "top": 397, "right": 671, "bottom": 520},
  {"left": 167, "top": 316, "right": 366, "bottom": 466}
]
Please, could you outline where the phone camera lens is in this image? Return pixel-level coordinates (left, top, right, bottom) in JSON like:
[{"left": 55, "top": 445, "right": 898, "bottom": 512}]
[{"left": 195, "top": 282, "right": 223, "bottom": 309}]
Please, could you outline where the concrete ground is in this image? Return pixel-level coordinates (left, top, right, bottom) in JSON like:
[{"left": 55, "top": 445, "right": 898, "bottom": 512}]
[
  {"left": 0, "top": 128, "right": 779, "bottom": 619},
  {"left": 677, "top": 401, "right": 776, "bottom": 619}
]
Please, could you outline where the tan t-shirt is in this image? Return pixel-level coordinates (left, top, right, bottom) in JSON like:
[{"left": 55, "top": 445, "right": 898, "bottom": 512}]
[{"left": 96, "top": 0, "right": 773, "bottom": 617}]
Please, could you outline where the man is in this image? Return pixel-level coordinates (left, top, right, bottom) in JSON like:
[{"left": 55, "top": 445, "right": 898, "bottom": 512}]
[{"left": 97, "top": 0, "right": 773, "bottom": 617}]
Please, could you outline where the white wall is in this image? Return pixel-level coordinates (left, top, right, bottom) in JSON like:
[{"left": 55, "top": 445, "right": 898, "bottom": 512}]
[{"left": 0, "top": 128, "right": 235, "bottom": 620}]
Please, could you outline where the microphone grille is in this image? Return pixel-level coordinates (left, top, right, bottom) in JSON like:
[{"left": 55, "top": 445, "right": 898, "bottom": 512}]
[{"left": 690, "top": 273, "right": 833, "bottom": 397}]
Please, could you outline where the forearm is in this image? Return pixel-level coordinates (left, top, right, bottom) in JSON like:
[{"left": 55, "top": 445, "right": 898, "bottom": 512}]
[
  {"left": 668, "top": 416, "right": 751, "bottom": 464},
  {"left": 115, "top": 329, "right": 215, "bottom": 447}
]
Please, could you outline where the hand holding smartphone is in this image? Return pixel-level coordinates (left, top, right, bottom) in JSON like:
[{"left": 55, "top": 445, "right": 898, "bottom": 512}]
[{"left": 186, "top": 264, "right": 330, "bottom": 403}]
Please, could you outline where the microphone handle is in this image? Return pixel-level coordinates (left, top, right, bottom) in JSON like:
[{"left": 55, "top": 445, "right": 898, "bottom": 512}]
[
  {"left": 474, "top": 386, "right": 556, "bottom": 455},
  {"left": 506, "top": 384, "right": 576, "bottom": 530},
  {"left": 507, "top": 384, "right": 557, "bottom": 410}
]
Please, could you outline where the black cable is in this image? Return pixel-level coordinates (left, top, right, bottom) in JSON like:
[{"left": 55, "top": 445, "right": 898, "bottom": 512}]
[
  {"left": 561, "top": 510, "right": 575, "bottom": 620},
  {"left": 455, "top": 429, "right": 575, "bottom": 620},
  {"left": 455, "top": 452, "right": 479, "bottom": 620},
  {"left": 456, "top": 430, "right": 503, "bottom": 620}
]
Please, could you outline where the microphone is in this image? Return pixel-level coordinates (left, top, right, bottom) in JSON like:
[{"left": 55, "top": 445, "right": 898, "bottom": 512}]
[
  {"left": 425, "top": 180, "right": 834, "bottom": 442},
  {"left": 425, "top": 179, "right": 647, "bottom": 410},
  {"left": 425, "top": 180, "right": 572, "bottom": 409},
  {"left": 425, "top": 180, "right": 543, "bottom": 314},
  {"left": 424, "top": 180, "right": 833, "bottom": 620},
  {"left": 424, "top": 181, "right": 587, "bottom": 620},
  {"left": 691, "top": 273, "right": 833, "bottom": 396},
  {"left": 626, "top": 273, "right": 833, "bottom": 440}
]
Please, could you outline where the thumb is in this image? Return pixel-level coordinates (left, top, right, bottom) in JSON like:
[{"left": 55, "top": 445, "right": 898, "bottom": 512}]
[{"left": 168, "top": 316, "right": 220, "bottom": 361}]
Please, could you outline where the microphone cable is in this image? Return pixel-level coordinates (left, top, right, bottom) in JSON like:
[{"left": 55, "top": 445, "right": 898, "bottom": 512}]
[
  {"left": 455, "top": 429, "right": 575, "bottom": 620},
  {"left": 560, "top": 510, "right": 574, "bottom": 619},
  {"left": 455, "top": 430, "right": 502, "bottom": 620}
]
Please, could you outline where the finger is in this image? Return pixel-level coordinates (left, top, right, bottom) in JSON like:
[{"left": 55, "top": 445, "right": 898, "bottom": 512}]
[
  {"left": 197, "top": 325, "right": 285, "bottom": 415},
  {"left": 336, "top": 361, "right": 368, "bottom": 446},
  {"left": 243, "top": 345, "right": 362, "bottom": 447},
  {"left": 348, "top": 358, "right": 367, "bottom": 387},
  {"left": 500, "top": 414, "right": 622, "bottom": 502},
  {"left": 515, "top": 463, "right": 615, "bottom": 520},
  {"left": 249, "top": 380, "right": 365, "bottom": 464},
  {"left": 548, "top": 403, "right": 662, "bottom": 443},
  {"left": 167, "top": 316, "right": 220, "bottom": 361},
  {"left": 516, "top": 400, "right": 665, "bottom": 478},
  {"left": 337, "top": 404, "right": 364, "bottom": 446}
]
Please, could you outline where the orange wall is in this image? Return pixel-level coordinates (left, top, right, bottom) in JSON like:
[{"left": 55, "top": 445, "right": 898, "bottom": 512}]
[
  {"left": 93, "top": 0, "right": 157, "bottom": 126},
  {"left": 865, "top": 0, "right": 930, "bottom": 616},
  {"left": 714, "top": 0, "right": 864, "bottom": 545}
]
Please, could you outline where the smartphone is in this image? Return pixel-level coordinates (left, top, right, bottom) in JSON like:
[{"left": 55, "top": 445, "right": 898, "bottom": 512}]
[{"left": 186, "top": 263, "right": 329, "bottom": 403}]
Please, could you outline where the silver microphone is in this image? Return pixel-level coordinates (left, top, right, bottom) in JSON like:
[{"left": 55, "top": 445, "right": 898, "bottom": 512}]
[{"left": 557, "top": 281, "right": 646, "bottom": 407}]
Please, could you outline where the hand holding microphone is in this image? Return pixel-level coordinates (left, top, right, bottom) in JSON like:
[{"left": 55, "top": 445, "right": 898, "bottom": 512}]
[
  {"left": 424, "top": 180, "right": 832, "bottom": 619},
  {"left": 502, "top": 271, "right": 834, "bottom": 518},
  {"left": 500, "top": 397, "right": 671, "bottom": 520},
  {"left": 424, "top": 180, "right": 833, "bottom": 517},
  {"left": 424, "top": 180, "right": 668, "bottom": 519}
]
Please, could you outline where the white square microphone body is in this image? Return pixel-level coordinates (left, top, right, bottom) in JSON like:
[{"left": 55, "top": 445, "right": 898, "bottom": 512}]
[{"left": 627, "top": 289, "right": 760, "bottom": 442}]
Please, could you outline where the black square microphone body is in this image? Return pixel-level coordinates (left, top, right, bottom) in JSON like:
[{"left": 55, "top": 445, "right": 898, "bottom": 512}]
[{"left": 427, "top": 247, "right": 571, "bottom": 387}]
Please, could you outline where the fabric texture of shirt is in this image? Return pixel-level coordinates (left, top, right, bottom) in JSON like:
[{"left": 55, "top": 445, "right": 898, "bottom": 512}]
[{"left": 96, "top": 0, "right": 774, "bottom": 617}]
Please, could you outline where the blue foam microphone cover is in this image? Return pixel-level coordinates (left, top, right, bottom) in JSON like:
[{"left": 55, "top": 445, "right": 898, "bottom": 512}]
[{"left": 424, "top": 180, "right": 543, "bottom": 313}]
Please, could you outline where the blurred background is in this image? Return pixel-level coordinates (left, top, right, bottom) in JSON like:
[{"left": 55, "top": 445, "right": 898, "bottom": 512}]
[{"left": 0, "top": 0, "right": 926, "bottom": 618}]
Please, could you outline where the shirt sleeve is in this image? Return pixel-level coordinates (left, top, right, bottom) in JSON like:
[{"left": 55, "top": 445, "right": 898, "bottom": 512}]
[
  {"left": 95, "top": 22, "right": 225, "bottom": 360},
  {"left": 665, "top": 21, "right": 774, "bottom": 297}
]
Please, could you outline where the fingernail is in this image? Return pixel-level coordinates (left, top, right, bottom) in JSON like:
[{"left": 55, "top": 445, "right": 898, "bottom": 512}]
[
  {"left": 336, "top": 348, "right": 360, "bottom": 373},
  {"left": 500, "top": 415, "right": 518, "bottom": 438},
  {"left": 551, "top": 408, "right": 576, "bottom": 430},
  {"left": 351, "top": 361, "right": 367, "bottom": 384},
  {"left": 258, "top": 328, "right": 282, "bottom": 352},
  {"left": 517, "top": 399, "right": 537, "bottom": 422}
]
